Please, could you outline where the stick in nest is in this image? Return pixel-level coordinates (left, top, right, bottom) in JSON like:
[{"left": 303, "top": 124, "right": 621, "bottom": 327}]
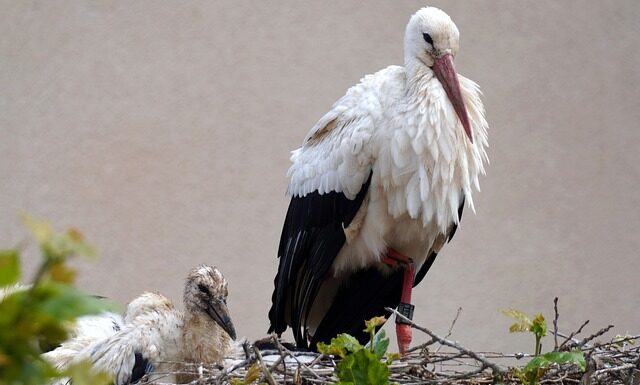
[
  {"left": 385, "top": 307, "right": 505, "bottom": 376},
  {"left": 253, "top": 345, "right": 278, "bottom": 385},
  {"left": 553, "top": 297, "right": 560, "bottom": 351},
  {"left": 559, "top": 319, "right": 590, "bottom": 350},
  {"left": 561, "top": 324, "right": 615, "bottom": 351}
]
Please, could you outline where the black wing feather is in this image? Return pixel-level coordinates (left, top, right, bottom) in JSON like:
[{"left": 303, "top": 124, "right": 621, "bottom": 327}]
[
  {"left": 310, "top": 266, "right": 403, "bottom": 348},
  {"left": 269, "top": 173, "right": 372, "bottom": 348},
  {"left": 130, "top": 352, "right": 153, "bottom": 384}
]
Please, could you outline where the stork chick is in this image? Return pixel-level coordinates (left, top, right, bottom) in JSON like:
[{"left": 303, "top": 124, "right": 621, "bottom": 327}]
[
  {"left": 53, "top": 265, "right": 236, "bottom": 385},
  {"left": 176, "top": 265, "right": 236, "bottom": 383}
]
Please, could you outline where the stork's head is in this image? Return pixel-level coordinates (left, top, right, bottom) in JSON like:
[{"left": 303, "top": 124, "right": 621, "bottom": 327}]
[
  {"left": 405, "top": 7, "right": 472, "bottom": 142},
  {"left": 184, "top": 265, "right": 237, "bottom": 340}
]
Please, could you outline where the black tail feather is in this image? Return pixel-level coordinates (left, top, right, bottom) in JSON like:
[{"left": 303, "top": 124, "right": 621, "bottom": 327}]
[{"left": 309, "top": 266, "right": 403, "bottom": 350}]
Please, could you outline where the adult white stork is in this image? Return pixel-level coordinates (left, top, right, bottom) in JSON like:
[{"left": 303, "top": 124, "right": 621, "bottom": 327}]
[
  {"left": 53, "top": 265, "right": 236, "bottom": 385},
  {"left": 268, "top": 7, "right": 488, "bottom": 354}
]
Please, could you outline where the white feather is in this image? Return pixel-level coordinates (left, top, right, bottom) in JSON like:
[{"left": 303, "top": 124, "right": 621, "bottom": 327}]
[{"left": 286, "top": 7, "right": 489, "bottom": 277}]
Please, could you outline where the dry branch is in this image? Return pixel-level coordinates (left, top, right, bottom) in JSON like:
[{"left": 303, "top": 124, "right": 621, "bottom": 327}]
[{"left": 136, "top": 314, "right": 638, "bottom": 385}]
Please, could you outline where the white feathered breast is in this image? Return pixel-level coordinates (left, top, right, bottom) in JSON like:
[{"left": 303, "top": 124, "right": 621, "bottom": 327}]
[{"left": 286, "top": 63, "right": 488, "bottom": 274}]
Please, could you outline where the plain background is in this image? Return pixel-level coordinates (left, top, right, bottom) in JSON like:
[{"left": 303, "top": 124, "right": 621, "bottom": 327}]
[{"left": 1, "top": 1, "right": 639, "bottom": 355}]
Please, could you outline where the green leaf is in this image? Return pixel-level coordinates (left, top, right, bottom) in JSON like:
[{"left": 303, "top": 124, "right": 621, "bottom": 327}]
[
  {"left": 502, "top": 308, "right": 533, "bottom": 333},
  {"left": 502, "top": 309, "right": 531, "bottom": 324},
  {"left": 530, "top": 314, "right": 547, "bottom": 338},
  {"left": 524, "top": 350, "right": 586, "bottom": 380},
  {"left": 543, "top": 351, "right": 585, "bottom": 370},
  {"left": 244, "top": 363, "right": 261, "bottom": 384},
  {"left": 0, "top": 249, "right": 21, "bottom": 286},
  {"left": 49, "top": 262, "right": 77, "bottom": 284},
  {"left": 364, "top": 316, "right": 386, "bottom": 334},
  {"left": 34, "top": 283, "right": 112, "bottom": 321},
  {"left": 386, "top": 352, "right": 401, "bottom": 365},
  {"left": 372, "top": 329, "right": 389, "bottom": 359},
  {"left": 44, "top": 230, "right": 96, "bottom": 261},
  {"left": 317, "top": 333, "right": 362, "bottom": 358},
  {"left": 63, "top": 360, "right": 112, "bottom": 385},
  {"left": 337, "top": 349, "right": 388, "bottom": 385},
  {"left": 0, "top": 217, "right": 109, "bottom": 385},
  {"left": 612, "top": 334, "right": 636, "bottom": 348},
  {"left": 20, "top": 213, "right": 53, "bottom": 243}
]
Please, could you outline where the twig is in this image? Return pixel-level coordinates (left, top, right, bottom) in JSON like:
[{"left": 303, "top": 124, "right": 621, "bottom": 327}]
[
  {"left": 385, "top": 307, "right": 505, "bottom": 375},
  {"left": 268, "top": 335, "right": 288, "bottom": 383},
  {"left": 582, "top": 335, "right": 640, "bottom": 352},
  {"left": 213, "top": 357, "right": 252, "bottom": 384},
  {"left": 559, "top": 320, "right": 590, "bottom": 350},
  {"left": 273, "top": 338, "right": 325, "bottom": 381},
  {"left": 253, "top": 345, "right": 278, "bottom": 385},
  {"left": 434, "top": 307, "right": 462, "bottom": 354},
  {"left": 439, "top": 366, "right": 486, "bottom": 380},
  {"left": 626, "top": 353, "right": 640, "bottom": 385},
  {"left": 594, "top": 363, "right": 637, "bottom": 376},
  {"left": 553, "top": 297, "right": 559, "bottom": 351},
  {"left": 555, "top": 331, "right": 583, "bottom": 346},
  {"left": 569, "top": 325, "right": 615, "bottom": 350}
]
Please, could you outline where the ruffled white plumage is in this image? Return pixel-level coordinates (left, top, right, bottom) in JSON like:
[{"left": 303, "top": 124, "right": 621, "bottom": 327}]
[
  {"left": 44, "top": 266, "right": 236, "bottom": 385},
  {"left": 271, "top": 6, "right": 489, "bottom": 350},
  {"left": 81, "top": 302, "right": 182, "bottom": 385},
  {"left": 42, "top": 311, "right": 125, "bottom": 371},
  {"left": 286, "top": 62, "right": 488, "bottom": 276}
]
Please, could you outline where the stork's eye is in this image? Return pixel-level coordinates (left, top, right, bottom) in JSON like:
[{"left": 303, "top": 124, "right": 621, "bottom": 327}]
[
  {"left": 423, "top": 33, "right": 433, "bottom": 46},
  {"left": 197, "top": 284, "right": 209, "bottom": 295}
]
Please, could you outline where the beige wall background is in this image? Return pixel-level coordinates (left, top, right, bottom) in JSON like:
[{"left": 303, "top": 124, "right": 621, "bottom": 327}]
[{"left": 1, "top": 1, "right": 639, "bottom": 354}]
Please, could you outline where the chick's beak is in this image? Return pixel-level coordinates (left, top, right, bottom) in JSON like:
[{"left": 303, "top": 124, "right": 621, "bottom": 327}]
[
  {"left": 207, "top": 299, "right": 237, "bottom": 340},
  {"left": 432, "top": 54, "right": 473, "bottom": 143}
]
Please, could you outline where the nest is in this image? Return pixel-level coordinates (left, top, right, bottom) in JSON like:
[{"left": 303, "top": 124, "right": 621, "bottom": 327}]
[{"left": 139, "top": 307, "right": 639, "bottom": 385}]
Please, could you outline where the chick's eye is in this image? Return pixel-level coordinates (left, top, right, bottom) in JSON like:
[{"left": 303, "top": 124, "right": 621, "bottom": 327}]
[
  {"left": 423, "top": 33, "right": 433, "bottom": 46},
  {"left": 197, "top": 284, "right": 209, "bottom": 295}
]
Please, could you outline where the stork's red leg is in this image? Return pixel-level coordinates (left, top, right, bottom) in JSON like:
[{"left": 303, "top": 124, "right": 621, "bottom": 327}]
[
  {"left": 396, "top": 261, "right": 414, "bottom": 356},
  {"left": 382, "top": 248, "right": 415, "bottom": 356}
]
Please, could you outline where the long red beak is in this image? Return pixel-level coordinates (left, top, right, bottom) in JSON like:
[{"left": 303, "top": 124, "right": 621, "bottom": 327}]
[{"left": 432, "top": 54, "right": 473, "bottom": 143}]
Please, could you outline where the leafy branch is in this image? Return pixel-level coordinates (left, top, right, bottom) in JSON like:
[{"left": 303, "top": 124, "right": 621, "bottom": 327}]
[
  {"left": 503, "top": 307, "right": 586, "bottom": 385},
  {"left": 0, "top": 214, "right": 113, "bottom": 385},
  {"left": 317, "top": 316, "right": 400, "bottom": 385}
]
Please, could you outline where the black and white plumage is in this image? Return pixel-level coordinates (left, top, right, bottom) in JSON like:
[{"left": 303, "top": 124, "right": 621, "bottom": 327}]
[
  {"left": 46, "top": 265, "right": 236, "bottom": 385},
  {"left": 269, "top": 7, "right": 488, "bottom": 350},
  {"left": 42, "top": 292, "right": 170, "bottom": 370}
]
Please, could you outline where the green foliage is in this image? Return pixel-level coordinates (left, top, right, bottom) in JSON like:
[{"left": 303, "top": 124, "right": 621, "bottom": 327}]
[
  {"left": 0, "top": 250, "right": 20, "bottom": 286},
  {"left": 62, "top": 361, "right": 112, "bottom": 385},
  {"left": 0, "top": 215, "right": 112, "bottom": 385},
  {"left": 336, "top": 348, "right": 389, "bottom": 385},
  {"left": 317, "top": 334, "right": 363, "bottom": 359},
  {"left": 611, "top": 334, "right": 636, "bottom": 348},
  {"left": 317, "top": 317, "right": 400, "bottom": 385},
  {"left": 504, "top": 309, "right": 586, "bottom": 385},
  {"left": 227, "top": 363, "right": 268, "bottom": 385},
  {"left": 514, "top": 351, "right": 586, "bottom": 385},
  {"left": 502, "top": 309, "right": 547, "bottom": 356}
]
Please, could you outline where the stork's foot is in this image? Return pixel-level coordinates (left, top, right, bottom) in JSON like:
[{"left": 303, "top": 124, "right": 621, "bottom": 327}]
[
  {"left": 395, "top": 302, "right": 415, "bottom": 356},
  {"left": 396, "top": 323, "right": 412, "bottom": 356}
]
